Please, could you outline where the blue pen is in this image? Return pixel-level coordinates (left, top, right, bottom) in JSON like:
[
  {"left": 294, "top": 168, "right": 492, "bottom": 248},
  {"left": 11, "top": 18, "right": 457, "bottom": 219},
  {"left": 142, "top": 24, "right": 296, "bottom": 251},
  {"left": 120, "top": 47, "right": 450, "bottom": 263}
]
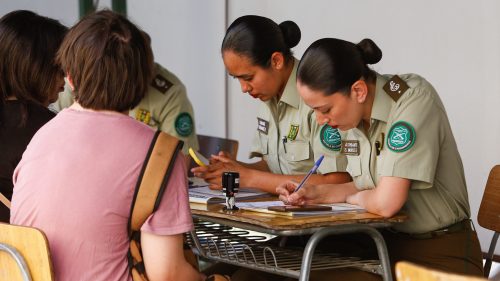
[{"left": 293, "top": 155, "right": 325, "bottom": 193}]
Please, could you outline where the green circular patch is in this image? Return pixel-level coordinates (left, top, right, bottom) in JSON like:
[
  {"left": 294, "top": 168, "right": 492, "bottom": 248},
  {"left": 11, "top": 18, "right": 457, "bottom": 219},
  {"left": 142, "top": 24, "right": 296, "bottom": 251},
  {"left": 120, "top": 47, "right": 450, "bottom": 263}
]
[
  {"left": 387, "top": 121, "right": 416, "bottom": 152},
  {"left": 175, "top": 112, "right": 194, "bottom": 137},
  {"left": 320, "top": 125, "right": 341, "bottom": 151}
]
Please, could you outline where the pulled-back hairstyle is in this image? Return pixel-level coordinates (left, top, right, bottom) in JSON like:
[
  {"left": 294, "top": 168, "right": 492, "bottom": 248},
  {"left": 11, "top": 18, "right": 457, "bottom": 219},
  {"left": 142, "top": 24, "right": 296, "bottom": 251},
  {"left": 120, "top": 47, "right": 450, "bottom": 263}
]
[
  {"left": 221, "top": 15, "right": 301, "bottom": 68},
  {"left": 0, "top": 10, "right": 67, "bottom": 123},
  {"left": 57, "top": 10, "right": 154, "bottom": 111},
  {"left": 297, "top": 38, "right": 382, "bottom": 95}
]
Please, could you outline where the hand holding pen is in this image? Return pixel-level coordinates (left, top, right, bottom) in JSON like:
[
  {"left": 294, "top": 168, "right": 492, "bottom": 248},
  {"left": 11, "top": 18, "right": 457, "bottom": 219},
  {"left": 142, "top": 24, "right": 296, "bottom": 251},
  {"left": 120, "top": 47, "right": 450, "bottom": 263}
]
[{"left": 276, "top": 155, "right": 325, "bottom": 205}]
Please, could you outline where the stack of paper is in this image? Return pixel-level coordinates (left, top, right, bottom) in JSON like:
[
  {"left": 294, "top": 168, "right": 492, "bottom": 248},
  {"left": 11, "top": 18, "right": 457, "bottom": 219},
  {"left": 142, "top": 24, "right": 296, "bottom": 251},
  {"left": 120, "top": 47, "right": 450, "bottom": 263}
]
[
  {"left": 235, "top": 200, "right": 365, "bottom": 217},
  {"left": 189, "top": 186, "right": 270, "bottom": 204}
]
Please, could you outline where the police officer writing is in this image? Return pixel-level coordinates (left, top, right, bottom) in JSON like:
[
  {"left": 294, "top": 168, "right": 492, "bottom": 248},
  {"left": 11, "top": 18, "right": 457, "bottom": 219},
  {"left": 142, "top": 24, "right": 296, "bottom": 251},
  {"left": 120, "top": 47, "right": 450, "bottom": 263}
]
[
  {"left": 191, "top": 15, "right": 350, "bottom": 194},
  {"left": 276, "top": 38, "right": 484, "bottom": 279}
]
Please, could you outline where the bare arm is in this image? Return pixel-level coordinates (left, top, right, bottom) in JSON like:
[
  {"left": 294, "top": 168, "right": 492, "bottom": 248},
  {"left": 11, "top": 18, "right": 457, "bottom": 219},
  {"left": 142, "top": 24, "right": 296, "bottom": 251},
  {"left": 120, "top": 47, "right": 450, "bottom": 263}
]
[
  {"left": 345, "top": 176, "right": 410, "bottom": 218},
  {"left": 239, "top": 159, "right": 270, "bottom": 172},
  {"left": 192, "top": 155, "right": 351, "bottom": 194},
  {"left": 277, "top": 181, "right": 358, "bottom": 204},
  {"left": 277, "top": 176, "right": 410, "bottom": 218},
  {"left": 141, "top": 232, "right": 204, "bottom": 281},
  {"left": 242, "top": 169, "right": 351, "bottom": 194}
]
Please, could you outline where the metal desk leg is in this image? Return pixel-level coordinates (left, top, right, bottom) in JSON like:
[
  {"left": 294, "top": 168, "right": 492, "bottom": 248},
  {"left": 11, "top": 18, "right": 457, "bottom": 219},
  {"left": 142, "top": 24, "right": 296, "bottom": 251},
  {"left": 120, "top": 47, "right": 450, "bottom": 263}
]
[
  {"left": 299, "top": 225, "right": 392, "bottom": 281},
  {"left": 484, "top": 231, "right": 499, "bottom": 277},
  {"left": 189, "top": 229, "right": 206, "bottom": 257}
]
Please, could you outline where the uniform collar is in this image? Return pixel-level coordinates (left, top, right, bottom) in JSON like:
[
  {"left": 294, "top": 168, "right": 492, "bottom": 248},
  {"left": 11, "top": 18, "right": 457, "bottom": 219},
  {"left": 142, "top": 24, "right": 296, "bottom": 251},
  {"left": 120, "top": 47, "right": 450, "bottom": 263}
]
[
  {"left": 370, "top": 74, "right": 395, "bottom": 123},
  {"left": 277, "top": 58, "right": 300, "bottom": 109}
]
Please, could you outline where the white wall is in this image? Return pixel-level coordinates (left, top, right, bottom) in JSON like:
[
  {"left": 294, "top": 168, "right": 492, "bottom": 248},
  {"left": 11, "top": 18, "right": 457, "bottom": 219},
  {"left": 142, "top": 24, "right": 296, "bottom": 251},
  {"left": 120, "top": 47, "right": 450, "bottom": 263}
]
[
  {"left": 127, "top": 0, "right": 227, "bottom": 137},
  {"left": 1, "top": 0, "right": 499, "bottom": 255}
]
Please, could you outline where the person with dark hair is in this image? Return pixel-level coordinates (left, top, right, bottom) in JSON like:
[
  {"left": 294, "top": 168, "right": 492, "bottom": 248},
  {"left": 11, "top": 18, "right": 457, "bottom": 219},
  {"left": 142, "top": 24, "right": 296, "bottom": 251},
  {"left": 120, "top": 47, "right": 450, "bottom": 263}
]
[
  {"left": 276, "top": 38, "right": 484, "bottom": 280},
  {"left": 192, "top": 15, "right": 351, "bottom": 194},
  {"left": 10, "top": 10, "right": 204, "bottom": 281},
  {"left": 0, "top": 10, "right": 67, "bottom": 222}
]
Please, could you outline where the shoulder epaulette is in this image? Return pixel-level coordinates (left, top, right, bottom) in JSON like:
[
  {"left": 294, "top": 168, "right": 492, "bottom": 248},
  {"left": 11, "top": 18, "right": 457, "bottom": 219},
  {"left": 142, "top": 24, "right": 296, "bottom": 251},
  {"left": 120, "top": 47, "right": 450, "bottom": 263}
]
[
  {"left": 382, "top": 75, "right": 409, "bottom": 102},
  {"left": 151, "top": 74, "right": 173, "bottom": 94}
]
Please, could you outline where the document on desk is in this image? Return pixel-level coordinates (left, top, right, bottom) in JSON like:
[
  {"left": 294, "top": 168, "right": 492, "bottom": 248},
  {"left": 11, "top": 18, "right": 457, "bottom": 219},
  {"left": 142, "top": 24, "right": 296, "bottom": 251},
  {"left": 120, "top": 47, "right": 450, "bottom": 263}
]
[
  {"left": 236, "top": 200, "right": 365, "bottom": 217},
  {"left": 189, "top": 186, "right": 271, "bottom": 204},
  {"left": 189, "top": 177, "right": 210, "bottom": 188}
]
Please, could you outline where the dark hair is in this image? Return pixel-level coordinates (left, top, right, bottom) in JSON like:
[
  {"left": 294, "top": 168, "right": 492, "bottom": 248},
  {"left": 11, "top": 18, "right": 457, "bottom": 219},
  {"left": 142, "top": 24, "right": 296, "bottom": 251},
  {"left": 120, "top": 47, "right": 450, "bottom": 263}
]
[
  {"left": 221, "top": 15, "right": 301, "bottom": 68},
  {"left": 57, "top": 10, "right": 154, "bottom": 112},
  {"left": 0, "top": 10, "right": 67, "bottom": 124},
  {"left": 297, "top": 38, "right": 382, "bottom": 95}
]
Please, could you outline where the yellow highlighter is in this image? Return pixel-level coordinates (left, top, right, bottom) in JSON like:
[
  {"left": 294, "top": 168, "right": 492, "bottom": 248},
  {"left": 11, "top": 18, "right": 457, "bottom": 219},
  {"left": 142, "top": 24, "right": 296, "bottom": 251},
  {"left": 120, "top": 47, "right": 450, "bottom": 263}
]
[{"left": 188, "top": 148, "right": 209, "bottom": 167}]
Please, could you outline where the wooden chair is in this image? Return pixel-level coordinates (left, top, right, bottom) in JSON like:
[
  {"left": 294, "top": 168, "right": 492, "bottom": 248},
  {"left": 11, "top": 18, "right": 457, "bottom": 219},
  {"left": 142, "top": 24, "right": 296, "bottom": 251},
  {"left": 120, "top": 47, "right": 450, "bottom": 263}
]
[
  {"left": 0, "top": 223, "right": 54, "bottom": 281},
  {"left": 197, "top": 134, "right": 239, "bottom": 159},
  {"left": 478, "top": 165, "right": 500, "bottom": 278},
  {"left": 395, "top": 261, "right": 487, "bottom": 281},
  {"left": 189, "top": 134, "right": 239, "bottom": 173}
]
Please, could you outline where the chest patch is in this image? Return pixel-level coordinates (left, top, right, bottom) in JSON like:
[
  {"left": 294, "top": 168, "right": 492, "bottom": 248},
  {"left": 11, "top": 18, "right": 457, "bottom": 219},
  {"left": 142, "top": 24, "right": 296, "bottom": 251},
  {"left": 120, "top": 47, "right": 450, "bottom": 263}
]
[
  {"left": 287, "top": 124, "right": 299, "bottom": 141},
  {"left": 135, "top": 109, "right": 151, "bottom": 125},
  {"left": 341, "top": 140, "right": 360, "bottom": 156},
  {"left": 387, "top": 121, "right": 416, "bottom": 152},
  {"left": 383, "top": 75, "right": 409, "bottom": 102},
  {"left": 175, "top": 112, "right": 194, "bottom": 137},
  {"left": 151, "top": 74, "right": 173, "bottom": 94},
  {"left": 257, "top": 118, "right": 269, "bottom": 135},
  {"left": 320, "top": 125, "right": 341, "bottom": 151}
]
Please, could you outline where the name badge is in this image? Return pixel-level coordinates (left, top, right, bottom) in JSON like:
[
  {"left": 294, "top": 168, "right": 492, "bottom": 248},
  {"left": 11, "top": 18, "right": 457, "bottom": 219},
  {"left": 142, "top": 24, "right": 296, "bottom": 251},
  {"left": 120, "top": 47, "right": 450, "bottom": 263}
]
[
  {"left": 257, "top": 118, "right": 269, "bottom": 135},
  {"left": 341, "top": 140, "right": 360, "bottom": 156}
]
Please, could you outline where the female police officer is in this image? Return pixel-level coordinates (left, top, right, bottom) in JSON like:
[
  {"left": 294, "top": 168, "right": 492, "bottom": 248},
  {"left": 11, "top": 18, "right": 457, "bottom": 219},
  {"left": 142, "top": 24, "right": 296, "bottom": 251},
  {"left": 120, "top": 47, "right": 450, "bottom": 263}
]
[
  {"left": 276, "top": 38, "right": 484, "bottom": 279},
  {"left": 191, "top": 16, "right": 350, "bottom": 193}
]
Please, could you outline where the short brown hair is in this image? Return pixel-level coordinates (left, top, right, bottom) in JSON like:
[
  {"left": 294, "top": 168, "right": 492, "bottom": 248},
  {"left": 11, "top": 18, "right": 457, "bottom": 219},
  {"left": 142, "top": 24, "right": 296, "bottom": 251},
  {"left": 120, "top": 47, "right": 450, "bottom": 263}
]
[
  {"left": 57, "top": 10, "right": 154, "bottom": 111},
  {"left": 0, "top": 10, "right": 67, "bottom": 105}
]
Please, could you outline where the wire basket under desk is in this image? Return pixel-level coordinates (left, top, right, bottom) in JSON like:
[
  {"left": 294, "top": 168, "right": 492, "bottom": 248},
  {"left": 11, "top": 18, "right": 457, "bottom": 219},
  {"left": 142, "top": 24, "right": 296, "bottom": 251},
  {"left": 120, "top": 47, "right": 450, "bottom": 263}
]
[{"left": 186, "top": 219, "right": 383, "bottom": 279}]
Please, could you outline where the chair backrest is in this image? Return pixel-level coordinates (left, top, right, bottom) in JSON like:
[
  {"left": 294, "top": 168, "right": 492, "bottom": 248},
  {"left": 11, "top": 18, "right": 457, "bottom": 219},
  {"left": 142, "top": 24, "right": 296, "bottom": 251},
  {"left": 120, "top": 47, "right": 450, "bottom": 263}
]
[
  {"left": 0, "top": 223, "right": 54, "bottom": 281},
  {"left": 478, "top": 165, "right": 500, "bottom": 232},
  {"left": 477, "top": 165, "right": 500, "bottom": 277},
  {"left": 395, "top": 261, "right": 487, "bottom": 281},
  {"left": 197, "top": 134, "right": 239, "bottom": 158},
  {"left": 189, "top": 134, "right": 239, "bottom": 173}
]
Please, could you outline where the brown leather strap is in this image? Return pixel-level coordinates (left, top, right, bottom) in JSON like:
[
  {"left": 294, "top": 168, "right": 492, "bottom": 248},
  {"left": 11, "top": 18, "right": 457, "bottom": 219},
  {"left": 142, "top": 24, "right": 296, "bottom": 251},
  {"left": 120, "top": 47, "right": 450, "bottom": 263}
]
[
  {"left": 128, "top": 131, "right": 183, "bottom": 281},
  {"left": 129, "top": 131, "right": 183, "bottom": 232}
]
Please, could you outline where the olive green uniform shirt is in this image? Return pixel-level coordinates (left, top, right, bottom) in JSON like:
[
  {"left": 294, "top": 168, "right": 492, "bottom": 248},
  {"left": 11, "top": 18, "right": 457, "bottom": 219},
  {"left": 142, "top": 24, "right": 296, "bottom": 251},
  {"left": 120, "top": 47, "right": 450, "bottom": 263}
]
[
  {"left": 52, "top": 63, "right": 199, "bottom": 154},
  {"left": 343, "top": 73, "right": 470, "bottom": 234},
  {"left": 250, "top": 59, "right": 346, "bottom": 175}
]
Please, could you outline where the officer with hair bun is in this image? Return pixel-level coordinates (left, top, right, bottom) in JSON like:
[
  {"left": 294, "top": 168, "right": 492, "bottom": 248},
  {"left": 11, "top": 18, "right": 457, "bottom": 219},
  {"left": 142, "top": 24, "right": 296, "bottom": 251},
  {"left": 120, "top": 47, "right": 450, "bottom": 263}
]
[
  {"left": 192, "top": 15, "right": 350, "bottom": 194},
  {"left": 275, "top": 37, "right": 484, "bottom": 280}
]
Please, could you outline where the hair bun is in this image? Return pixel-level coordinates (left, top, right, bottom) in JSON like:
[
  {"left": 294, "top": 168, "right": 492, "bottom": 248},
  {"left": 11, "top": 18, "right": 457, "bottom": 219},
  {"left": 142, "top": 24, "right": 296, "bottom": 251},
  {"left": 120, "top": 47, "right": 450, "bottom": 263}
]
[
  {"left": 279, "top": 20, "right": 301, "bottom": 48},
  {"left": 356, "top": 38, "right": 382, "bottom": 65}
]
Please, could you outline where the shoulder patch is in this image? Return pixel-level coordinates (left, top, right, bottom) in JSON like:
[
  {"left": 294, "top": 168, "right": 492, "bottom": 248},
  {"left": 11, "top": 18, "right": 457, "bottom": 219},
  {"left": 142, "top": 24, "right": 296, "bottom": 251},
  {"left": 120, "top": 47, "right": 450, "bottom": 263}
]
[
  {"left": 320, "top": 125, "right": 341, "bottom": 151},
  {"left": 175, "top": 112, "right": 194, "bottom": 137},
  {"left": 383, "top": 75, "right": 409, "bottom": 102},
  {"left": 387, "top": 121, "right": 416, "bottom": 152},
  {"left": 151, "top": 74, "right": 173, "bottom": 94}
]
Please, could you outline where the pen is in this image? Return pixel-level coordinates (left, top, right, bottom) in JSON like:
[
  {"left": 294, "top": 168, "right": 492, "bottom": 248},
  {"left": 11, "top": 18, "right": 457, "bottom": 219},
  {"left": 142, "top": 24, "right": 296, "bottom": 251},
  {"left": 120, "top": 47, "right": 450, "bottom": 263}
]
[
  {"left": 281, "top": 136, "right": 287, "bottom": 153},
  {"left": 293, "top": 155, "right": 324, "bottom": 193}
]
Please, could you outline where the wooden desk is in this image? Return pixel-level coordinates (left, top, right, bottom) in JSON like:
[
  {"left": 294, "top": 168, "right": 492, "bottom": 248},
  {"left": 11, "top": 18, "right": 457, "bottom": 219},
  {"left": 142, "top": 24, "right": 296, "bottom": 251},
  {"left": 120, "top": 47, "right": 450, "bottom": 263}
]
[{"left": 188, "top": 202, "right": 407, "bottom": 281}]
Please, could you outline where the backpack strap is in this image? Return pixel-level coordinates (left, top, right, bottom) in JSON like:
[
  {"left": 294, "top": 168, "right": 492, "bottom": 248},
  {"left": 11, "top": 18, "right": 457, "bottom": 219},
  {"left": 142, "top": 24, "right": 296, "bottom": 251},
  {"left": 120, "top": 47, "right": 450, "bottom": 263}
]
[{"left": 127, "top": 130, "right": 183, "bottom": 281}]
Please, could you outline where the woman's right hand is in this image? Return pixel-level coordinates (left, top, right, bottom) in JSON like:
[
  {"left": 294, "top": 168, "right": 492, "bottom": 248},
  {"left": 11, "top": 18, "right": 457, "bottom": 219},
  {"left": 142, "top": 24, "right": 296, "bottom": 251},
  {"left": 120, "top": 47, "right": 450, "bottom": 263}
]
[{"left": 276, "top": 181, "right": 322, "bottom": 205}]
